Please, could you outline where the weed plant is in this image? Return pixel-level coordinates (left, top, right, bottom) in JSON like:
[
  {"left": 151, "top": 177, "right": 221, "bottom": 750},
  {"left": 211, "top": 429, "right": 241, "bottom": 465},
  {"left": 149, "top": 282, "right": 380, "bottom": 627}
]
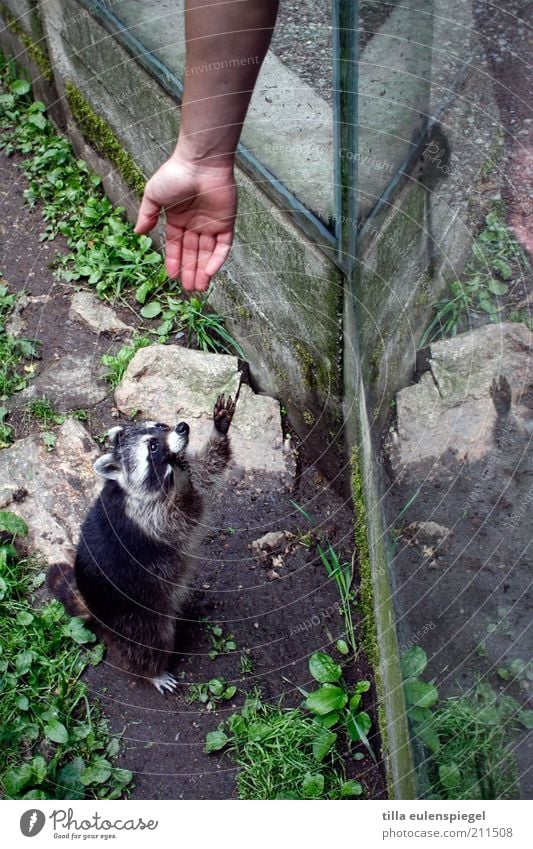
[
  {"left": 0, "top": 512, "right": 132, "bottom": 799},
  {"left": 0, "top": 58, "right": 242, "bottom": 357}
]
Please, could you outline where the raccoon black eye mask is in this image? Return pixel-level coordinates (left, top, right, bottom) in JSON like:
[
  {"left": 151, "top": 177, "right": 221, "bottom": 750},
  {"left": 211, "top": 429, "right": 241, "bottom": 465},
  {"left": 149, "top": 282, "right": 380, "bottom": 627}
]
[{"left": 47, "top": 393, "right": 236, "bottom": 694}]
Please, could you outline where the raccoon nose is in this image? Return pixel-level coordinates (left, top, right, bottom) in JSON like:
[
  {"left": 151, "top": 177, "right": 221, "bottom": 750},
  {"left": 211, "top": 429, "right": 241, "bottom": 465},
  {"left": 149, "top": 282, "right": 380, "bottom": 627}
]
[{"left": 176, "top": 421, "right": 189, "bottom": 436}]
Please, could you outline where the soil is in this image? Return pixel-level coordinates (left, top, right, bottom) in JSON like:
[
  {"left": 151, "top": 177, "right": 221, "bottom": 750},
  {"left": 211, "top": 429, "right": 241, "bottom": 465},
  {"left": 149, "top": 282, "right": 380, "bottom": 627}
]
[{"left": 0, "top": 148, "right": 386, "bottom": 799}]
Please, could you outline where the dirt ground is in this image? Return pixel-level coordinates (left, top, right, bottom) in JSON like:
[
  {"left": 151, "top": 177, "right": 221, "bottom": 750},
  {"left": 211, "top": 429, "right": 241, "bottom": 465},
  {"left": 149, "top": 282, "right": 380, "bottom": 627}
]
[{"left": 0, "top": 149, "right": 386, "bottom": 800}]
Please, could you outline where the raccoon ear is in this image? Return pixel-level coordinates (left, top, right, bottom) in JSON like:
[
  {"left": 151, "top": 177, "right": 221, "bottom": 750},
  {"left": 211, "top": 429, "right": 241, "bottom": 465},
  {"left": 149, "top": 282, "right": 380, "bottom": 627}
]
[
  {"left": 107, "top": 425, "right": 123, "bottom": 444},
  {"left": 94, "top": 453, "right": 122, "bottom": 480}
]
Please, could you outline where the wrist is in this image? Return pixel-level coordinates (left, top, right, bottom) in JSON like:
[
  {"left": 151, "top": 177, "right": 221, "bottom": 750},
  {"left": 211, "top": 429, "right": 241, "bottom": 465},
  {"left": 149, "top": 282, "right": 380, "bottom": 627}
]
[{"left": 173, "top": 137, "right": 236, "bottom": 174}]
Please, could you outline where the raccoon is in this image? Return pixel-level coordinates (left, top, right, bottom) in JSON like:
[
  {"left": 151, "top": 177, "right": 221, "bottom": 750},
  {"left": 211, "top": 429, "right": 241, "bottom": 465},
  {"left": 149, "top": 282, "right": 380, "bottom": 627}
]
[{"left": 47, "top": 393, "right": 236, "bottom": 694}]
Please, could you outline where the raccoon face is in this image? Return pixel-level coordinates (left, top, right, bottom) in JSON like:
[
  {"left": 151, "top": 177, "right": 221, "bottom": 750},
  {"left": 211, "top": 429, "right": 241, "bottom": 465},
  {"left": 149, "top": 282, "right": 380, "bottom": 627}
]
[{"left": 94, "top": 420, "right": 190, "bottom": 495}]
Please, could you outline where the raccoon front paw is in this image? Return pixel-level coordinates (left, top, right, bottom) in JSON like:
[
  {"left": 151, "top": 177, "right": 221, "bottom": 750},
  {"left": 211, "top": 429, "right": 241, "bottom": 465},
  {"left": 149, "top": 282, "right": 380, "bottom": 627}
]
[
  {"left": 213, "top": 393, "right": 236, "bottom": 435},
  {"left": 151, "top": 672, "right": 178, "bottom": 695}
]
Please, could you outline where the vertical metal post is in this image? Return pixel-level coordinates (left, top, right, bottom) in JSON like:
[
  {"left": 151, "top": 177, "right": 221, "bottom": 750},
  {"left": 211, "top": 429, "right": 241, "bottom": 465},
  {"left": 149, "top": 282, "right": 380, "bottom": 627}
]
[{"left": 333, "top": 0, "right": 359, "bottom": 277}]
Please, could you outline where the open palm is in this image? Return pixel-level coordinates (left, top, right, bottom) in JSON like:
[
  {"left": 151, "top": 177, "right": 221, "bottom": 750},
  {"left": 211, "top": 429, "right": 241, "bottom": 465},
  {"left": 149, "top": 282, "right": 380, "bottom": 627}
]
[{"left": 135, "top": 155, "right": 237, "bottom": 292}]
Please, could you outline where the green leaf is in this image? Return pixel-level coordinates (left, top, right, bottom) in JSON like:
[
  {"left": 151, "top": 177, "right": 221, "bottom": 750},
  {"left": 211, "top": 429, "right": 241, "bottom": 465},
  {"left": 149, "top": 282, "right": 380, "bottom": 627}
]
[
  {"left": 347, "top": 710, "right": 372, "bottom": 742},
  {"left": 208, "top": 678, "right": 225, "bottom": 696},
  {"left": 439, "top": 762, "right": 460, "bottom": 788},
  {"left": 353, "top": 680, "right": 371, "bottom": 695},
  {"left": 518, "top": 710, "right": 533, "bottom": 730},
  {"left": 414, "top": 722, "right": 441, "bottom": 753},
  {"left": 31, "top": 756, "right": 47, "bottom": 784},
  {"left": 336, "top": 639, "right": 349, "bottom": 656},
  {"left": 28, "top": 112, "right": 47, "bottom": 130},
  {"left": 306, "top": 685, "right": 347, "bottom": 715},
  {"left": 10, "top": 79, "right": 31, "bottom": 96},
  {"left": 317, "top": 711, "right": 340, "bottom": 729},
  {"left": 312, "top": 729, "right": 337, "bottom": 762},
  {"left": 0, "top": 576, "right": 7, "bottom": 601},
  {"left": 486, "top": 278, "right": 508, "bottom": 296},
  {"left": 205, "top": 730, "right": 230, "bottom": 753},
  {"left": 56, "top": 758, "right": 85, "bottom": 800},
  {"left": 106, "top": 738, "right": 120, "bottom": 757},
  {"left": 404, "top": 679, "right": 439, "bottom": 708},
  {"left": 401, "top": 646, "right": 427, "bottom": 679},
  {"left": 302, "top": 772, "right": 324, "bottom": 799},
  {"left": 44, "top": 720, "right": 69, "bottom": 744},
  {"left": 140, "top": 301, "right": 162, "bottom": 319},
  {"left": 308, "top": 651, "right": 342, "bottom": 683},
  {"left": 63, "top": 617, "right": 96, "bottom": 645},
  {"left": 16, "top": 695, "right": 29, "bottom": 711},
  {"left": 0, "top": 511, "right": 28, "bottom": 536},
  {"left": 340, "top": 779, "right": 363, "bottom": 797},
  {"left": 135, "top": 281, "right": 153, "bottom": 304},
  {"left": 223, "top": 685, "right": 237, "bottom": 700},
  {"left": 4, "top": 763, "right": 35, "bottom": 796},
  {"left": 15, "top": 650, "right": 35, "bottom": 675},
  {"left": 112, "top": 768, "right": 133, "bottom": 786},
  {"left": 80, "top": 762, "right": 112, "bottom": 786}
]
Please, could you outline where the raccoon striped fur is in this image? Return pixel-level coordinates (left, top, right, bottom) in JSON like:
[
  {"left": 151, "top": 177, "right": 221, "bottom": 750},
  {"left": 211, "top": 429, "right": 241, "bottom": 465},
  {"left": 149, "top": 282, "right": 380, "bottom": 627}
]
[{"left": 47, "top": 393, "right": 236, "bottom": 694}]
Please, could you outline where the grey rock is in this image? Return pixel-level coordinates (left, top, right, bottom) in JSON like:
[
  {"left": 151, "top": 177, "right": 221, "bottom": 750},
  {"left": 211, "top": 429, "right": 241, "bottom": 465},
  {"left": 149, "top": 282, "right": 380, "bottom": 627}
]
[
  {"left": 0, "top": 419, "right": 101, "bottom": 564},
  {"left": 393, "top": 322, "right": 533, "bottom": 469},
  {"left": 230, "top": 384, "right": 296, "bottom": 480},
  {"left": 115, "top": 344, "right": 241, "bottom": 452},
  {"left": 18, "top": 353, "right": 108, "bottom": 409},
  {"left": 115, "top": 345, "right": 295, "bottom": 480},
  {"left": 251, "top": 530, "right": 295, "bottom": 554},
  {"left": 69, "top": 291, "right": 132, "bottom": 337}
]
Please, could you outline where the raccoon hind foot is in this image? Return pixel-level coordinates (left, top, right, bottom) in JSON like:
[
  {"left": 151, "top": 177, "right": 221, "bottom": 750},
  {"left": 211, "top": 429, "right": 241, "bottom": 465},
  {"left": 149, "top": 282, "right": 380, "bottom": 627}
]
[
  {"left": 151, "top": 672, "right": 179, "bottom": 695},
  {"left": 213, "top": 393, "right": 236, "bottom": 435}
]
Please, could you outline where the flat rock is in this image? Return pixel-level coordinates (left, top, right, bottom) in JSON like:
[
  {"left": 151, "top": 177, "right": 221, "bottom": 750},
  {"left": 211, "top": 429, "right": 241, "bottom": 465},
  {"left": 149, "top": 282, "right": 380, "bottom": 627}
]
[
  {"left": 17, "top": 353, "right": 108, "bottom": 409},
  {"left": 115, "top": 344, "right": 295, "bottom": 480},
  {"left": 393, "top": 322, "right": 533, "bottom": 470},
  {"left": 69, "top": 291, "right": 132, "bottom": 337},
  {"left": 0, "top": 419, "right": 101, "bottom": 564}
]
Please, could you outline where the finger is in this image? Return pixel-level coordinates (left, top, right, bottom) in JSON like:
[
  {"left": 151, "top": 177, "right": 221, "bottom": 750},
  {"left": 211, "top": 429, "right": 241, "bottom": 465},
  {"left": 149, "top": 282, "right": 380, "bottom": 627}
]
[
  {"left": 194, "top": 233, "right": 216, "bottom": 292},
  {"left": 204, "top": 231, "right": 234, "bottom": 277},
  {"left": 134, "top": 192, "right": 161, "bottom": 235},
  {"left": 180, "top": 231, "right": 199, "bottom": 291},
  {"left": 165, "top": 222, "right": 184, "bottom": 280}
]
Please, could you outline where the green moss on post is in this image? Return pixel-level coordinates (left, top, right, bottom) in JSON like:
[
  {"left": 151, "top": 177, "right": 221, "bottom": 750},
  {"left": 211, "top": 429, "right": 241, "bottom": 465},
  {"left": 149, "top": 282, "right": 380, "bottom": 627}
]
[
  {"left": 351, "top": 446, "right": 378, "bottom": 669},
  {"left": 0, "top": 1, "right": 53, "bottom": 83},
  {"left": 65, "top": 81, "right": 146, "bottom": 197}
]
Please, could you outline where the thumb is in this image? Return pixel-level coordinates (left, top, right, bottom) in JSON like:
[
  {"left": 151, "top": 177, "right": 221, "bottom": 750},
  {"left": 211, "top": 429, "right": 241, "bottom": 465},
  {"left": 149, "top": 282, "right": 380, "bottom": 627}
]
[{"left": 134, "top": 192, "right": 162, "bottom": 235}]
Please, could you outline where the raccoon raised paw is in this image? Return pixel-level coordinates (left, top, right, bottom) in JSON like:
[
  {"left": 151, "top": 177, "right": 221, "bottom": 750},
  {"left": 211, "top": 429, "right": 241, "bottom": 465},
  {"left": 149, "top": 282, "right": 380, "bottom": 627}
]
[
  {"left": 213, "top": 393, "right": 236, "bottom": 435},
  {"left": 151, "top": 672, "right": 179, "bottom": 694}
]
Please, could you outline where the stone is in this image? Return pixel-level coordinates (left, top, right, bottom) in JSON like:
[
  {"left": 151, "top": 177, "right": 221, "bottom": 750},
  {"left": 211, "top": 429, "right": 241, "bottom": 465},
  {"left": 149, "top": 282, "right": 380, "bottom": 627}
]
[
  {"left": 393, "top": 322, "right": 533, "bottom": 470},
  {"left": 0, "top": 419, "right": 101, "bottom": 564},
  {"left": 69, "top": 290, "right": 132, "bottom": 337},
  {"left": 251, "top": 530, "right": 294, "bottom": 554},
  {"left": 115, "top": 345, "right": 295, "bottom": 480},
  {"left": 230, "top": 384, "right": 295, "bottom": 481},
  {"left": 17, "top": 353, "right": 108, "bottom": 409},
  {"left": 115, "top": 344, "right": 241, "bottom": 452}
]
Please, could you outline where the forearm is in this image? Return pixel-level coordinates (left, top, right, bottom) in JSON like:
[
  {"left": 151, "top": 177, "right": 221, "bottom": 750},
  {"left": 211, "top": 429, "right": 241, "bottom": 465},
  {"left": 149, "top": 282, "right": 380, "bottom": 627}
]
[{"left": 176, "top": 0, "right": 279, "bottom": 168}]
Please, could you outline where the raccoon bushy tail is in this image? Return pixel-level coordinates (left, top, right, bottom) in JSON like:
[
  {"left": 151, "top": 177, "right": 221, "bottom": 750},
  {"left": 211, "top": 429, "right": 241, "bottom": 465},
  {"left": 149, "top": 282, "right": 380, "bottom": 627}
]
[{"left": 47, "top": 562, "right": 90, "bottom": 620}]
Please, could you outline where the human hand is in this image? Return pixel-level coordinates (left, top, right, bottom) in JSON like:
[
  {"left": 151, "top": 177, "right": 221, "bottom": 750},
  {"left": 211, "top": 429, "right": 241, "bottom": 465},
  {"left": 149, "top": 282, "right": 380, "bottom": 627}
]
[{"left": 134, "top": 153, "right": 237, "bottom": 292}]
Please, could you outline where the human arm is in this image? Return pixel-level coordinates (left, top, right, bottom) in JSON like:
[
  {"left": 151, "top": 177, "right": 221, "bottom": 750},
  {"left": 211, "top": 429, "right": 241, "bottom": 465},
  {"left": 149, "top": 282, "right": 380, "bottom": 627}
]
[{"left": 134, "top": 0, "right": 279, "bottom": 291}]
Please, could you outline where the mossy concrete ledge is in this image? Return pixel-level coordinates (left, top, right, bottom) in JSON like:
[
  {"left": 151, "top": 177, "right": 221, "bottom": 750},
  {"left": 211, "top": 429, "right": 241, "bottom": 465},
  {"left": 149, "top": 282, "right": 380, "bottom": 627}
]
[{"left": 344, "top": 285, "right": 417, "bottom": 800}]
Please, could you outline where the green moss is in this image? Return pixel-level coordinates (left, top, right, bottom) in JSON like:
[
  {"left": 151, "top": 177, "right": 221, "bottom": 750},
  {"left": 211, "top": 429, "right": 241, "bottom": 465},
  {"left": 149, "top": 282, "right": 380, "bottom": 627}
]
[
  {"left": 64, "top": 81, "right": 146, "bottom": 197},
  {"left": 0, "top": 1, "right": 53, "bottom": 83},
  {"left": 351, "top": 446, "right": 378, "bottom": 670}
]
